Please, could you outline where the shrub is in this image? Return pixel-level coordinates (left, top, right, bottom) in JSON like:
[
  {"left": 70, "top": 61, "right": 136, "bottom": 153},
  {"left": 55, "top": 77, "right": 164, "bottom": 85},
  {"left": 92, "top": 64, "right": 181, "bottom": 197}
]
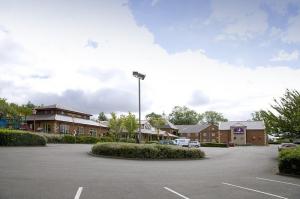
[
  {"left": 91, "top": 142, "right": 205, "bottom": 159},
  {"left": 146, "top": 141, "right": 159, "bottom": 144},
  {"left": 62, "top": 135, "right": 76, "bottom": 143},
  {"left": 119, "top": 138, "right": 136, "bottom": 143},
  {"left": 201, "top": 142, "right": 228, "bottom": 147},
  {"left": 0, "top": 129, "right": 46, "bottom": 146},
  {"left": 76, "top": 136, "right": 100, "bottom": 144},
  {"left": 278, "top": 147, "right": 300, "bottom": 175},
  {"left": 99, "top": 136, "right": 114, "bottom": 142},
  {"left": 36, "top": 133, "right": 64, "bottom": 143}
]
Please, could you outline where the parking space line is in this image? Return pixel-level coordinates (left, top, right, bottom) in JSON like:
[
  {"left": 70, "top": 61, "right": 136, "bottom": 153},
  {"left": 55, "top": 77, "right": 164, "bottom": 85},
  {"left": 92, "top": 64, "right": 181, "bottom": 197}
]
[
  {"left": 222, "top": 182, "right": 288, "bottom": 199},
  {"left": 74, "top": 187, "right": 83, "bottom": 199},
  {"left": 164, "top": 187, "right": 190, "bottom": 199},
  {"left": 256, "top": 177, "right": 300, "bottom": 187}
]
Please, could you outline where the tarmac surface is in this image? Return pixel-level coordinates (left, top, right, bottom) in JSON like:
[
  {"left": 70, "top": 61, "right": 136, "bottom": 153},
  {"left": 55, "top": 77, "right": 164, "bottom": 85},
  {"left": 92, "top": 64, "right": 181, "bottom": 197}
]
[{"left": 0, "top": 144, "right": 299, "bottom": 199}]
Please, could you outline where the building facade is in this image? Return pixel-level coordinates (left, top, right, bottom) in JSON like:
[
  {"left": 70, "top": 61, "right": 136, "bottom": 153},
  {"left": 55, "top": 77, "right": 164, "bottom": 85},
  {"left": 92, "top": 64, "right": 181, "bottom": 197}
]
[
  {"left": 176, "top": 123, "right": 219, "bottom": 142},
  {"left": 219, "top": 121, "right": 267, "bottom": 146},
  {"left": 26, "top": 104, "right": 108, "bottom": 137}
]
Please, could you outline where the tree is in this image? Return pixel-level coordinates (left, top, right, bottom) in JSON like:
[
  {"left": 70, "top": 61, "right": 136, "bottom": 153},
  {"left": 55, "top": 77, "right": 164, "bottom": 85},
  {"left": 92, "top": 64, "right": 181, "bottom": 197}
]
[
  {"left": 201, "top": 111, "right": 228, "bottom": 125},
  {"left": 261, "top": 89, "right": 300, "bottom": 139},
  {"left": 250, "top": 110, "right": 272, "bottom": 134},
  {"left": 108, "top": 112, "right": 124, "bottom": 141},
  {"left": 168, "top": 106, "right": 202, "bottom": 125},
  {"left": 98, "top": 112, "right": 108, "bottom": 121},
  {"left": 146, "top": 112, "right": 165, "bottom": 140},
  {"left": 123, "top": 112, "right": 138, "bottom": 140}
]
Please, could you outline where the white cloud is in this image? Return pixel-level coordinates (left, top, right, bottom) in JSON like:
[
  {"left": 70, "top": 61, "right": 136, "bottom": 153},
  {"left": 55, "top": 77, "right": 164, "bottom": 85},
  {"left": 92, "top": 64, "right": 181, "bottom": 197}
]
[
  {"left": 210, "top": 0, "right": 268, "bottom": 40},
  {"left": 270, "top": 50, "right": 299, "bottom": 61},
  {"left": 0, "top": 0, "right": 300, "bottom": 120},
  {"left": 283, "top": 13, "right": 300, "bottom": 43}
]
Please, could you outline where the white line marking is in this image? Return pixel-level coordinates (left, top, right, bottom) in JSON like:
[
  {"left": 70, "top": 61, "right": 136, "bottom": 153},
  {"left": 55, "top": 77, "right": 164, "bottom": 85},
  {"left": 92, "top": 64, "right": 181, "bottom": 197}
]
[
  {"left": 222, "top": 182, "right": 288, "bottom": 199},
  {"left": 74, "top": 187, "right": 83, "bottom": 199},
  {"left": 256, "top": 177, "right": 300, "bottom": 187},
  {"left": 164, "top": 187, "right": 190, "bottom": 199}
]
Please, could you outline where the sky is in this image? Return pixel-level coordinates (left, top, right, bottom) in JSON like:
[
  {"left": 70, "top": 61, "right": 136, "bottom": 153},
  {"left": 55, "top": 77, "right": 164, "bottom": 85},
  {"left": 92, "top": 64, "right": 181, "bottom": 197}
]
[{"left": 0, "top": 0, "right": 300, "bottom": 121}]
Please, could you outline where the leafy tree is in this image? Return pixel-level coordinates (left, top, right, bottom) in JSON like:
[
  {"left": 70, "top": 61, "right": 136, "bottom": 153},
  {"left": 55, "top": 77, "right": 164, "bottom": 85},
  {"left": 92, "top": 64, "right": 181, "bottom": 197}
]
[
  {"left": 201, "top": 111, "right": 228, "bottom": 125},
  {"left": 146, "top": 112, "right": 165, "bottom": 140},
  {"left": 123, "top": 112, "right": 138, "bottom": 140},
  {"left": 250, "top": 110, "right": 272, "bottom": 134},
  {"left": 168, "top": 106, "right": 202, "bottom": 125},
  {"left": 98, "top": 112, "right": 108, "bottom": 121},
  {"left": 108, "top": 112, "right": 124, "bottom": 141},
  {"left": 260, "top": 89, "right": 300, "bottom": 138}
]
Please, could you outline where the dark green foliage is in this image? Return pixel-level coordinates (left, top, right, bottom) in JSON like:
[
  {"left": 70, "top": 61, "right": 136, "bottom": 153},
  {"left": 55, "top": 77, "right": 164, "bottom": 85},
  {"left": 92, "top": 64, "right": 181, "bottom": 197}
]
[
  {"left": 201, "top": 142, "right": 228, "bottom": 147},
  {"left": 278, "top": 147, "right": 300, "bottom": 175},
  {"left": 61, "top": 135, "right": 76, "bottom": 143},
  {"left": 168, "top": 106, "right": 202, "bottom": 125},
  {"left": 99, "top": 136, "right": 114, "bottom": 142},
  {"left": 119, "top": 138, "right": 136, "bottom": 143},
  {"left": 145, "top": 141, "right": 159, "bottom": 144},
  {"left": 201, "top": 111, "right": 228, "bottom": 125},
  {"left": 91, "top": 142, "right": 205, "bottom": 159},
  {"left": 76, "top": 136, "right": 100, "bottom": 144},
  {"left": 0, "top": 129, "right": 46, "bottom": 146}
]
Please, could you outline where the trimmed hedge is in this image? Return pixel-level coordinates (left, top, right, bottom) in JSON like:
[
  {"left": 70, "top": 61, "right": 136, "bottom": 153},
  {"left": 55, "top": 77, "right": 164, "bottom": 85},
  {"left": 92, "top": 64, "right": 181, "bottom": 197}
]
[
  {"left": 201, "top": 142, "right": 228, "bottom": 147},
  {"left": 91, "top": 142, "right": 205, "bottom": 159},
  {"left": 278, "top": 147, "right": 300, "bottom": 175},
  {"left": 0, "top": 129, "right": 46, "bottom": 146}
]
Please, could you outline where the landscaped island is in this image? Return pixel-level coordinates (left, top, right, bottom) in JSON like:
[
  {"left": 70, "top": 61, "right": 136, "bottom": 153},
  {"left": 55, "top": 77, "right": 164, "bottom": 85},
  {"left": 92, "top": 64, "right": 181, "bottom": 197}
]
[{"left": 91, "top": 142, "right": 205, "bottom": 159}]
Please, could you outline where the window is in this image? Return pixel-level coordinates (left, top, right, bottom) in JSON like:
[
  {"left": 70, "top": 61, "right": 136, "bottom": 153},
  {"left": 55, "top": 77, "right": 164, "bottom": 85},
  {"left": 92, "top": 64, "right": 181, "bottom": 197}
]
[
  {"left": 43, "top": 123, "right": 51, "bottom": 133},
  {"left": 59, "top": 124, "right": 69, "bottom": 134},
  {"left": 77, "top": 127, "right": 84, "bottom": 135},
  {"left": 212, "top": 133, "right": 215, "bottom": 136},
  {"left": 90, "top": 129, "right": 96, "bottom": 136},
  {"left": 203, "top": 133, "right": 207, "bottom": 136}
]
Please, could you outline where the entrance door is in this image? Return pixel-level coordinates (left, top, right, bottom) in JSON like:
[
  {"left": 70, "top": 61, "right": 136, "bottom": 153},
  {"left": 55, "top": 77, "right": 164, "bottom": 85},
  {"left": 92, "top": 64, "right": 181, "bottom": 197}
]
[{"left": 232, "top": 127, "right": 246, "bottom": 145}]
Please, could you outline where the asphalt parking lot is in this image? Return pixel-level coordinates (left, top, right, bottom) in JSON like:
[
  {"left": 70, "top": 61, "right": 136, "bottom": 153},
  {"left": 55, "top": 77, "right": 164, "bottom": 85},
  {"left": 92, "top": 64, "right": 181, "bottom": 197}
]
[{"left": 0, "top": 144, "right": 299, "bottom": 199}]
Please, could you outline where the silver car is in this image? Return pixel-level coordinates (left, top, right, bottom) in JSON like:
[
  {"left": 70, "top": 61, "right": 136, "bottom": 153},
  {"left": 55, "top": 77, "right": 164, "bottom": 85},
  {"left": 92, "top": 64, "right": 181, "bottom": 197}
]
[
  {"left": 278, "top": 143, "right": 297, "bottom": 151},
  {"left": 189, "top": 141, "right": 200, "bottom": 148}
]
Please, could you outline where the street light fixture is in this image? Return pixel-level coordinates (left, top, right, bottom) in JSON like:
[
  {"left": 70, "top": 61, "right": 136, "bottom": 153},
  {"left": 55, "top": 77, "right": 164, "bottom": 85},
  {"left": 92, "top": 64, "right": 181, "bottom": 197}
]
[
  {"left": 132, "top": 71, "right": 146, "bottom": 143},
  {"left": 32, "top": 109, "right": 37, "bottom": 132}
]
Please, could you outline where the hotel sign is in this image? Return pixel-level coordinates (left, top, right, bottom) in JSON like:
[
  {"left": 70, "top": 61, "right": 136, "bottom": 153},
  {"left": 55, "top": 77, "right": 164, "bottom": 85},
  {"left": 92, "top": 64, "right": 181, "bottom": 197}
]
[{"left": 233, "top": 127, "right": 244, "bottom": 134}]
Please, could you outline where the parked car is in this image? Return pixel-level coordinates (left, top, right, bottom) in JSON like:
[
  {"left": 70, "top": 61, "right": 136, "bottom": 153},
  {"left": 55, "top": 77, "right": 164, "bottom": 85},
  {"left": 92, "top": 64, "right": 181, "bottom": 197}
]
[
  {"left": 189, "top": 141, "right": 200, "bottom": 148},
  {"left": 159, "top": 140, "right": 174, "bottom": 145},
  {"left": 278, "top": 143, "right": 298, "bottom": 151},
  {"left": 174, "top": 138, "right": 190, "bottom": 147}
]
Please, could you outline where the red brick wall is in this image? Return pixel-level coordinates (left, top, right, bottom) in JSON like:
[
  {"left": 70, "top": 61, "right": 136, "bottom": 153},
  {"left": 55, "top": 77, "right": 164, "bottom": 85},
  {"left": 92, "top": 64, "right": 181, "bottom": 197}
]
[
  {"left": 246, "top": 130, "right": 266, "bottom": 145},
  {"left": 201, "top": 125, "right": 219, "bottom": 142},
  {"left": 219, "top": 130, "right": 230, "bottom": 143}
]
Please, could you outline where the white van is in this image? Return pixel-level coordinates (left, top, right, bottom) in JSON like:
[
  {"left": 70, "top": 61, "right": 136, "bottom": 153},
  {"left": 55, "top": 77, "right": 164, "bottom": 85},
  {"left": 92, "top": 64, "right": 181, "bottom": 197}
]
[{"left": 175, "top": 138, "right": 190, "bottom": 147}]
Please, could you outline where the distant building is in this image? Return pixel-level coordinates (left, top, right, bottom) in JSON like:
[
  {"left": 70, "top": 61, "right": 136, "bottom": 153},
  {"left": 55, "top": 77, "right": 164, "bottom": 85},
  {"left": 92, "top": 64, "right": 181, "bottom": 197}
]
[
  {"left": 176, "top": 123, "right": 219, "bottom": 142},
  {"left": 26, "top": 104, "right": 108, "bottom": 136},
  {"left": 159, "top": 120, "right": 179, "bottom": 136},
  {"left": 219, "top": 121, "right": 266, "bottom": 145}
]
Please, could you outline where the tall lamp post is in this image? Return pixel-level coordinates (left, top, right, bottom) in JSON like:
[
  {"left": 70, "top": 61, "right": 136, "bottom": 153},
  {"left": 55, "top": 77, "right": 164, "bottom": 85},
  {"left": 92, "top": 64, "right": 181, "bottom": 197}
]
[
  {"left": 32, "top": 109, "right": 37, "bottom": 132},
  {"left": 133, "top": 71, "right": 146, "bottom": 143}
]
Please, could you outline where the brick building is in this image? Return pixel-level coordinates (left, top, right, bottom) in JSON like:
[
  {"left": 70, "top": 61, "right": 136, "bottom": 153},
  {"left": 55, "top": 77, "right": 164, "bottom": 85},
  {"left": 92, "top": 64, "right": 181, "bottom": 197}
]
[
  {"left": 176, "top": 123, "right": 219, "bottom": 142},
  {"left": 26, "top": 104, "right": 108, "bottom": 136},
  {"left": 219, "top": 121, "right": 267, "bottom": 146}
]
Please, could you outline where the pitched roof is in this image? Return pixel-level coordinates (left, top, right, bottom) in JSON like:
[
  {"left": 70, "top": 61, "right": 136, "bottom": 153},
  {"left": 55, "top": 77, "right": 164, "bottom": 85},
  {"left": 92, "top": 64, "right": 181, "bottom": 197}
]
[
  {"left": 26, "top": 114, "right": 107, "bottom": 128},
  {"left": 35, "top": 104, "right": 92, "bottom": 116},
  {"left": 176, "top": 123, "right": 211, "bottom": 134},
  {"left": 219, "top": 121, "right": 265, "bottom": 130},
  {"left": 160, "top": 120, "right": 178, "bottom": 130}
]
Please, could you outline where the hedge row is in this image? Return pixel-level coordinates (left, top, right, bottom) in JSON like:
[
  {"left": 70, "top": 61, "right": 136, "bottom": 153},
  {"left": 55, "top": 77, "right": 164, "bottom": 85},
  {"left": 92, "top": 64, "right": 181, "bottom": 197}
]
[
  {"left": 278, "top": 147, "right": 300, "bottom": 175},
  {"left": 201, "top": 142, "right": 228, "bottom": 147},
  {"left": 91, "top": 142, "right": 205, "bottom": 159},
  {"left": 38, "top": 133, "right": 115, "bottom": 144},
  {"left": 0, "top": 129, "right": 46, "bottom": 146}
]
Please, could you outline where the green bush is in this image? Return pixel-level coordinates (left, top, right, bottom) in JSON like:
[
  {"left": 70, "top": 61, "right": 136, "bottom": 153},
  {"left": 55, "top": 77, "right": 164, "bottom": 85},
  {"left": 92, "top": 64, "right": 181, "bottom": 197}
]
[
  {"left": 62, "top": 135, "right": 76, "bottom": 143},
  {"left": 99, "top": 136, "right": 114, "bottom": 142},
  {"left": 76, "top": 136, "right": 100, "bottom": 144},
  {"left": 91, "top": 142, "right": 205, "bottom": 159},
  {"left": 0, "top": 129, "right": 46, "bottom": 146},
  {"left": 146, "top": 141, "right": 159, "bottom": 144},
  {"left": 278, "top": 147, "right": 300, "bottom": 175},
  {"left": 119, "top": 138, "right": 136, "bottom": 143},
  {"left": 201, "top": 142, "right": 228, "bottom": 147},
  {"left": 36, "top": 133, "right": 64, "bottom": 143}
]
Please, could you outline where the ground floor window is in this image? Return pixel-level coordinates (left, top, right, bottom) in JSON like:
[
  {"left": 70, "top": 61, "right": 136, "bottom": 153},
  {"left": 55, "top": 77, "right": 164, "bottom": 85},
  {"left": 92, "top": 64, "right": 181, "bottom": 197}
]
[
  {"left": 59, "top": 124, "right": 69, "bottom": 134},
  {"left": 90, "top": 129, "right": 96, "bottom": 136},
  {"left": 43, "top": 123, "right": 51, "bottom": 133},
  {"left": 77, "top": 126, "right": 84, "bottom": 135}
]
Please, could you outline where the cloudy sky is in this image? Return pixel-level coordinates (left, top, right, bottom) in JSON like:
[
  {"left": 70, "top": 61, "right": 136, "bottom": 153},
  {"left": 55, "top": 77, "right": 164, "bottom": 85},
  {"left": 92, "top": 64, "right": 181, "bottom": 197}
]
[{"left": 0, "top": 0, "right": 300, "bottom": 120}]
